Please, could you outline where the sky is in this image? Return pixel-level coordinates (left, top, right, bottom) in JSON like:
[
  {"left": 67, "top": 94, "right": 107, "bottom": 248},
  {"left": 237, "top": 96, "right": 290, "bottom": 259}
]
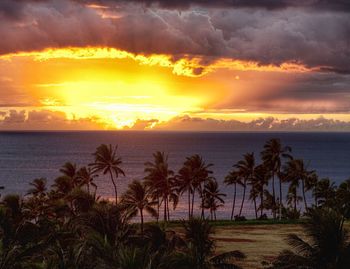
[{"left": 0, "top": 0, "right": 350, "bottom": 131}]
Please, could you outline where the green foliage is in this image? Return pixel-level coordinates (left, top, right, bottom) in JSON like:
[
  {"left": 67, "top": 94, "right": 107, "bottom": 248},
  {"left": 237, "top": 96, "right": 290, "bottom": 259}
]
[{"left": 1, "top": 140, "right": 350, "bottom": 269}]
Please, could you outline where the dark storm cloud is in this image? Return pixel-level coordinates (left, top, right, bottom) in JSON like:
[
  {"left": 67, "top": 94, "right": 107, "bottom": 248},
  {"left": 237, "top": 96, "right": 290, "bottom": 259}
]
[
  {"left": 111, "top": 0, "right": 350, "bottom": 11},
  {"left": 0, "top": 0, "right": 350, "bottom": 74}
]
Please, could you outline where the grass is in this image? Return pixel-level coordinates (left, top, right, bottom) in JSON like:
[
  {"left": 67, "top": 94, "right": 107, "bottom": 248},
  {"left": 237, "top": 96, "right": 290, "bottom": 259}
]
[{"left": 143, "top": 219, "right": 350, "bottom": 269}]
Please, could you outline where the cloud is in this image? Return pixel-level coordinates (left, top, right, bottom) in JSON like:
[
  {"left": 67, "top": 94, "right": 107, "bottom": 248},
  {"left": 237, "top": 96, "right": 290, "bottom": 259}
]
[
  {"left": 0, "top": 109, "right": 104, "bottom": 130},
  {"left": 152, "top": 115, "right": 350, "bottom": 132},
  {"left": 114, "top": 0, "right": 350, "bottom": 11},
  {"left": 123, "top": 118, "right": 158, "bottom": 130},
  {"left": 0, "top": 0, "right": 349, "bottom": 74}
]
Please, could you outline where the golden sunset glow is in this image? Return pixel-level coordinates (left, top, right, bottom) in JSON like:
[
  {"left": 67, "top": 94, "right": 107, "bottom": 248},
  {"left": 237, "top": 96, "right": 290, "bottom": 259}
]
[{"left": 0, "top": 46, "right": 349, "bottom": 130}]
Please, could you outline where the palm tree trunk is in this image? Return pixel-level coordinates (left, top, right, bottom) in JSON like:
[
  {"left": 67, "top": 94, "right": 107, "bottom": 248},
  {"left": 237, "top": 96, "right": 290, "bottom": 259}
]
[
  {"left": 140, "top": 208, "right": 144, "bottom": 236},
  {"left": 188, "top": 189, "right": 191, "bottom": 220},
  {"left": 253, "top": 198, "right": 258, "bottom": 219},
  {"left": 239, "top": 180, "right": 247, "bottom": 217},
  {"left": 272, "top": 172, "right": 276, "bottom": 219},
  {"left": 191, "top": 191, "right": 195, "bottom": 217},
  {"left": 315, "top": 194, "right": 318, "bottom": 207},
  {"left": 157, "top": 200, "right": 160, "bottom": 222},
  {"left": 109, "top": 171, "right": 118, "bottom": 205},
  {"left": 302, "top": 179, "right": 308, "bottom": 211},
  {"left": 294, "top": 190, "right": 297, "bottom": 213},
  {"left": 200, "top": 187, "right": 205, "bottom": 219},
  {"left": 164, "top": 196, "right": 167, "bottom": 222},
  {"left": 279, "top": 174, "right": 283, "bottom": 220},
  {"left": 167, "top": 197, "right": 170, "bottom": 221},
  {"left": 87, "top": 184, "right": 90, "bottom": 194},
  {"left": 260, "top": 187, "right": 264, "bottom": 217},
  {"left": 214, "top": 210, "right": 217, "bottom": 221},
  {"left": 231, "top": 184, "right": 237, "bottom": 220}
]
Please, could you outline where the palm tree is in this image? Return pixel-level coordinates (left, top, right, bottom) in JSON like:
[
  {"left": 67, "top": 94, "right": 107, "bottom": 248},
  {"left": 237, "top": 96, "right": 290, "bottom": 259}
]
[
  {"left": 224, "top": 170, "right": 243, "bottom": 220},
  {"left": 120, "top": 180, "right": 158, "bottom": 235},
  {"left": 177, "top": 155, "right": 213, "bottom": 220},
  {"left": 249, "top": 178, "right": 260, "bottom": 220},
  {"left": 77, "top": 166, "right": 98, "bottom": 195},
  {"left": 313, "top": 178, "right": 336, "bottom": 208},
  {"left": 283, "top": 159, "right": 315, "bottom": 212},
  {"left": 27, "top": 178, "right": 47, "bottom": 198},
  {"left": 144, "top": 152, "right": 177, "bottom": 222},
  {"left": 336, "top": 179, "right": 350, "bottom": 217},
  {"left": 90, "top": 144, "right": 125, "bottom": 204},
  {"left": 60, "top": 162, "right": 80, "bottom": 187},
  {"left": 253, "top": 164, "right": 270, "bottom": 218},
  {"left": 202, "top": 179, "right": 226, "bottom": 221},
  {"left": 235, "top": 152, "right": 255, "bottom": 217},
  {"left": 270, "top": 208, "right": 350, "bottom": 269},
  {"left": 177, "top": 160, "right": 195, "bottom": 220},
  {"left": 261, "top": 138, "right": 292, "bottom": 219}
]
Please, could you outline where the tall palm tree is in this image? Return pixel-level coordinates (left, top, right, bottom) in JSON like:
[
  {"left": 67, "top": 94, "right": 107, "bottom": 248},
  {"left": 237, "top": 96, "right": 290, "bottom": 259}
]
[
  {"left": 202, "top": 179, "right": 226, "bottom": 221},
  {"left": 249, "top": 178, "right": 260, "bottom": 220},
  {"left": 283, "top": 159, "right": 315, "bottom": 211},
  {"left": 60, "top": 162, "right": 80, "bottom": 187},
  {"left": 177, "top": 155, "right": 213, "bottom": 219},
  {"left": 120, "top": 180, "right": 158, "bottom": 235},
  {"left": 313, "top": 178, "right": 336, "bottom": 208},
  {"left": 27, "top": 178, "right": 47, "bottom": 198},
  {"left": 253, "top": 164, "right": 270, "bottom": 218},
  {"left": 235, "top": 152, "right": 255, "bottom": 217},
  {"left": 77, "top": 166, "right": 98, "bottom": 195},
  {"left": 177, "top": 163, "right": 194, "bottom": 220},
  {"left": 224, "top": 170, "right": 243, "bottom": 220},
  {"left": 336, "top": 179, "right": 350, "bottom": 217},
  {"left": 261, "top": 138, "right": 292, "bottom": 219},
  {"left": 90, "top": 144, "right": 125, "bottom": 204},
  {"left": 144, "top": 151, "right": 177, "bottom": 222},
  {"left": 270, "top": 208, "right": 350, "bottom": 269}
]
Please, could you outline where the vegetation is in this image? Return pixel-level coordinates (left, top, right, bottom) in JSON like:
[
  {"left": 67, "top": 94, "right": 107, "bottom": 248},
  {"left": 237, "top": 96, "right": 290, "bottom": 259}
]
[{"left": 1, "top": 139, "right": 350, "bottom": 268}]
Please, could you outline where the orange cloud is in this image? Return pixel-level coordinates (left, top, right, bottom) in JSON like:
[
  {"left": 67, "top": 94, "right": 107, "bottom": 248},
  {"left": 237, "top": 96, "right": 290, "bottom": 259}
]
[{"left": 0, "top": 47, "right": 313, "bottom": 78}]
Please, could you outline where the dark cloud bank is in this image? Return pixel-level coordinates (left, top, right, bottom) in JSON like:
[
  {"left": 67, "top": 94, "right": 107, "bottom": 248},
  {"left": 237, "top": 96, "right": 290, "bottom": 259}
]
[{"left": 0, "top": 0, "right": 349, "bottom": 73}]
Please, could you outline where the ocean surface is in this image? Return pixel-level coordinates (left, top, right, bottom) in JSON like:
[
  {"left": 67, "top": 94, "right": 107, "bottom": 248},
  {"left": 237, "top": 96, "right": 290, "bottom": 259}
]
[{"left": 0, "top": 131, "right": 350, "bottom": 219}]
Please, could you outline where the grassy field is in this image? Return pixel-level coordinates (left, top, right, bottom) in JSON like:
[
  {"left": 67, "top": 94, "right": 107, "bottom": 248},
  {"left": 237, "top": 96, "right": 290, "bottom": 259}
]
[
  {"left": 212, "top": 223, "right": 304, "bottom": 268},
  {"left": 212, "top": 220, "right": 350, "bottom": 269},
  {"left": 162, "top": 220, "right": 349, "bottom": 269}
]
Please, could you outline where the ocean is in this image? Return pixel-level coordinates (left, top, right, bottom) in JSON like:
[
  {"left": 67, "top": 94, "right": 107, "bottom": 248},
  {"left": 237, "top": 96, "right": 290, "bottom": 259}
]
[{"left": 0, "top": 131, "right": 349, "bottom": 219}]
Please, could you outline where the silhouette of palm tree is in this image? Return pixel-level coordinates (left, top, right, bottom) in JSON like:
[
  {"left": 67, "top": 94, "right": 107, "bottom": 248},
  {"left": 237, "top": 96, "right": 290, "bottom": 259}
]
[
  {"left": 202, "top": 179, "right": 226, "bottom": 221},
  {"left": 90, "top": 144, "right": 125, "bottom": 204},
  {"left": 271, "top": 208, "right": 350, "bottom": 269},
  {"left": 234, "top": 152, "right": 255, "bottom": 217},
  {"left": 144, "top": 151, "right": 177, "bottom": 222},
  {"left": 313, "top": 178, "right": 336, "bottom": 208},
  {"left": 177, "top": 154, "right": 213, "bottom": 219},
  {"left": 59, "top": 162, "right": 80, "bottom": 187},
  {"left": 261, "top": 138, "right": 292, "bottom": 220},
  {"left": 120, "top": 180, "right": 158, "bottom": 235},
  {"left": 336, "top": 179, "right": 350, "bottom": 217},
  {"left": 224, "top": 170, "right": 243, "bottom": 220},
  {"left": 27, "top": 178, "right": 47, "bottom": 198},
  {"left": 77, "top": 166, "right": 98, "bottom": 195},
  {"left": 253, "top": 164, "right": 270, "bottom": 218},
  {"left": 283, "top": 159, "right": 316, "bottom": 213}
]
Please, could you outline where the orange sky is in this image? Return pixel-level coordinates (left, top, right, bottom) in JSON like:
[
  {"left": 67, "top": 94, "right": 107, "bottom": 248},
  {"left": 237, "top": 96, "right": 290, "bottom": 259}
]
[{"left": 0, "top": 47, "right": 349, "bottom": 131}]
